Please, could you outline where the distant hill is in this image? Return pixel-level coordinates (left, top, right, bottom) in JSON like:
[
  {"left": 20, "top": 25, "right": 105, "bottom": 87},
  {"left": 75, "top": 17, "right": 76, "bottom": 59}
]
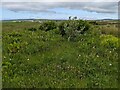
[
  {"left": 1, "top": 18, "right": 118, "bottom": 22},
  {"left": 2, "top": 18, "right": 68, "bottom": 22}
]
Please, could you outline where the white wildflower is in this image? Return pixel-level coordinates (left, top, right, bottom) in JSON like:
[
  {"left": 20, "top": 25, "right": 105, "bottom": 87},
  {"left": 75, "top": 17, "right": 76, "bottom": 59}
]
[
  {"left": 64, "top": 78, "right": 67, "bottom": 81},
  {"left": 109, "top": 63, "right": 112, "bottom": 66},
  {"left": 96, "top": 55, "right": 99, "bottom": 57},
  {"left": 4, "top": 56, "right": 6, "bottom": 59},
  {"left": 109, "top": 51, "right": 112, "bottom": 53}
]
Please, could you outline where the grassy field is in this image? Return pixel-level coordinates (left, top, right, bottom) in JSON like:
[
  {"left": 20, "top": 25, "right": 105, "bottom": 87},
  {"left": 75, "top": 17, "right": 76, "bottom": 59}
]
[{"left": 2, "top": 20, "right": 119, "bottom": 88}]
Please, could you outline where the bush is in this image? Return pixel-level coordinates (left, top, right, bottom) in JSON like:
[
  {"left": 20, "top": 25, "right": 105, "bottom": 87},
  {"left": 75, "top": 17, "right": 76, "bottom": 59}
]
[
  {"left": 58, "top": 21, "right": 66, "bottom": 36},
  {"left": 8, "top": 42, "right": 21, "bottom": 53},
  {"left": 39, "top": 20, "right": 91, "bottom": 41},
  {"left": 39, "top": 21, "right": 57, "bottom": 31},
  {"left": 100, "top": 35, "right": 119, "bottom": 49},
  {"left": 28, "top": 27, "right": 37, "bottom": 31},
  {"left": 58, "top": 20, "right": 91, "bottom": 41},
  {"left": 8, "top": 32, "right": 22, "bottom": 37}
]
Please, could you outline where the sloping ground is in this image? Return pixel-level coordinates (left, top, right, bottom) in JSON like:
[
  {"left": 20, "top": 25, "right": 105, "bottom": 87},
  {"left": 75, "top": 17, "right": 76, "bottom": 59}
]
[{"left": 2, "top": 22, "right": 119, "bottom": 88}]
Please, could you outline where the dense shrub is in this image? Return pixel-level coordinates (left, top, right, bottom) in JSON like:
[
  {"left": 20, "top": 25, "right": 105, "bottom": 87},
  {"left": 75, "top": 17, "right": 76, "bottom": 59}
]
[
  {"left": 89, "top": 21, "right": 99, "bottom": 25},
  {"left": 100, "top": 35, "right": 119, "bottom": 49},
  {"left": 39, "top": 21, "right": 57, "bottom": 31},
  {"left": 8, "top": 32, "right": 22, "bottom": 37},
  {"left": 58, "top": 21, "right": 66, "bottom": 36},
  {"left": 39, "top": 20, "right": 91, "bottom": 41},
  {"left": 28, "top": 27, "right": 37, "bottom": 31},
  {"left": 58, "top": 20, "right": 91, "bottom": 41}
]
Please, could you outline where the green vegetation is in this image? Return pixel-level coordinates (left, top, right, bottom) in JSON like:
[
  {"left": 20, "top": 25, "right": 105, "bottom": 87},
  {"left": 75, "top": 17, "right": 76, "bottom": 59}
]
[{"left": 2, "top": 20, "right": 119, "bottom": 88}]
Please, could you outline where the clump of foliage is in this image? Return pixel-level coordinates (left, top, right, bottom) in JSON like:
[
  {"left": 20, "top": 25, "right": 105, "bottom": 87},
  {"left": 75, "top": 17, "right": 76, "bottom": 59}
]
[
  {"left": 28, "top": 27, "right": 37, "bottom": 32},
  {"left": 99, "top": 25, "right": 118, "bottom": 37},
  {"left": 89, "top": 21, "right": 99, "bottom": 25},
  {"left": 8, "top": 32, "right": 22, "bottom": 37},
  {"left": 100, "top": 35, "right": 119, "bottom": 49},
  {"left": 58, "top": 20, "right": 91, "bottom": 41},
  {"left": 58, "top": 21, "right": 66, "bottom": 36},
  {"left": 39, "top": 19, "right": 91, "bottom": 41},
  {"left": 39, "top": 21, "right": 57, "bottom": 31}
]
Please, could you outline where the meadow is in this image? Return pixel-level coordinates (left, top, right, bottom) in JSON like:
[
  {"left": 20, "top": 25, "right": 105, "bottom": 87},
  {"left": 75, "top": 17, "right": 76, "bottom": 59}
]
[{"left": 2, "top": 20, "right": 119, "bottom": 88}]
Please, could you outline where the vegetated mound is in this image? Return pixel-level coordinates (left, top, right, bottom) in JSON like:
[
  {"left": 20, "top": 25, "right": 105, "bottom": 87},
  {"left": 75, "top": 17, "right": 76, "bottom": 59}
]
[{"left": 39, "top": 20, "right": 91, "bottom": 41}]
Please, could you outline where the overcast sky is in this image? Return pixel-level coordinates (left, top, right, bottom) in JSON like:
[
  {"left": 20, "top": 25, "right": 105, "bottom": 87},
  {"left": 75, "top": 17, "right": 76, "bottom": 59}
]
[{"left": 0, "top": 0, "right": 119, "bottom": 20}]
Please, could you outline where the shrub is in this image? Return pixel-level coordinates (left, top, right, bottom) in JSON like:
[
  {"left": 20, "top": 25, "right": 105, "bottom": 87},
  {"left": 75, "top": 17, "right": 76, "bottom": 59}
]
[
  {"left": 39, "top": 21, "right": 57, "bottom": 31},
  {"left": 28, "top": 27, "right": 37, "bottom": 32},
  {"left": 100, "top": 35, "right": 119, "bottom": 49},
  {"left": 58, "top": 20, "right": 91, "bottom": 41},
  {"left": 58, "top": 21, "right": 66, "bottom": 36},
  {"left": 8, "top": 32, "right": 22, "bottom": 37},
  {"left": 7, "top": 42, "right": 21, "bottom": 53}
]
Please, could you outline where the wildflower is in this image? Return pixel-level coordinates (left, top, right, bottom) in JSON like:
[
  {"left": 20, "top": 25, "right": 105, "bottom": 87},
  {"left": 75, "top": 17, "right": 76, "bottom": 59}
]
[
  {"left": 78, "top": 54, "right": 81, "bottom": 57},
  {"left": 93, "top": 46, "right": 96, "bottom": 49},
  {"left": 67, "top": 66, "right": 70, "bottom": 69},
  {"left": 95, "top": 83, "right": 99, "bottom": 86},
  {"left": 57, "top": 65, "right": 60, "bottom": 68},
  {"left": 109, "top": 63, "right": 112, "bottom": 66},
  {"left": 27, "top": 58, "right": 30, "bottom": 61},
  {"left": 109, "top": 51, "right": 112, "bottom": 53},
  {"left": 10, "top": 58, "right": 12, "bottom": 61},
  {"left": 96, "top": 55, "right": 99, "bottom": 57},
  {"left": 64, "top": 78, "right": 67, "bottom": 81},
  {"left": 4, "top": 56, "right": 6, "bottom": 59}
]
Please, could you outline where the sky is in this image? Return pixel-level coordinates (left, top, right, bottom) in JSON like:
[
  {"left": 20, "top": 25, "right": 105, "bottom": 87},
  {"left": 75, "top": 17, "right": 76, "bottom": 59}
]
[{"left": 0, "top": 0, "right": 119, "bottom": 20}]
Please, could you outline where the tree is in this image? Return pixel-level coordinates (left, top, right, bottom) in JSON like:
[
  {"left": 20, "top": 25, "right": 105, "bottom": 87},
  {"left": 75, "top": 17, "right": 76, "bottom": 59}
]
[
  {"left": 69, "top": 16, "right": 71, "bottom": 20},
  {"left": 74, "top": 16, "right": 77, "bottom": 20}
]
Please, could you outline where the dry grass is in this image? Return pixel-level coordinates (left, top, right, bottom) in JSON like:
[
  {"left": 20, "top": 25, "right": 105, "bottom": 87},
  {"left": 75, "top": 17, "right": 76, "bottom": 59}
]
[{"left": 98, "top": 24, "right": 119, "bottom": 37}]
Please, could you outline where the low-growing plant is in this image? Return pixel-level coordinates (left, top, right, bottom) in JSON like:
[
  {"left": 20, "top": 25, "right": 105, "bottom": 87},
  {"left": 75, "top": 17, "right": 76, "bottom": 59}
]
[
  {"left": 8, "top": 42, "right": 21, "bottom": 53},
  {"left": 8, "top": 32, "right": 22, "bottom": 37},
  {"left": 28, "top": 27, "right": 37, "bottom": 32},
  {"left": 39, "top": 21, "right": 57, "bottom": 31},
  {"left": 100, "top": 35, "right": 119, "bottom": 49}
]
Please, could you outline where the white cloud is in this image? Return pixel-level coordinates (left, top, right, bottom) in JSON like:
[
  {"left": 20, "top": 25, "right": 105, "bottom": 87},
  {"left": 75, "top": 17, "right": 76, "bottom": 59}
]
[
  {"left": 1, "top": 2, "right": 118, "bottom": 14},
  {"left": 1, "top": 0, "right": 119, "bottom": 2}
]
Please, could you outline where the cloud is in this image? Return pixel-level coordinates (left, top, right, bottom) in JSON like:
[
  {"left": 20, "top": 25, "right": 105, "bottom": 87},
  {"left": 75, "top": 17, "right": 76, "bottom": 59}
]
[
  {"left": 2, "top": 0, "right": 119, "bottom": 2},
  {"left": 2, "top": 2, "right": 118, "bottom": 14}
]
